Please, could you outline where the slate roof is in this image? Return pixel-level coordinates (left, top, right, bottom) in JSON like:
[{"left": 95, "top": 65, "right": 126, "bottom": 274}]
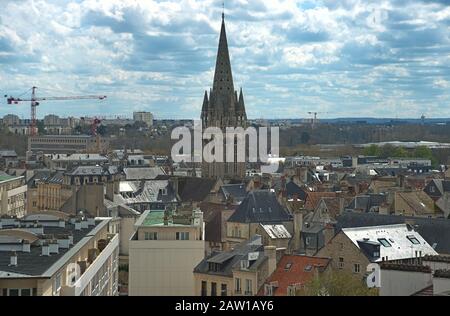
[
  {"left": 342, "top": 224, "right": 438, "bottom": 262},
  {"left": 336, "top": 212, "right": 450, "bottom": 255},
  {"left": 219, "top": 184, "right": 247, "bottom": 203},
  {"left": 65, "top": 165, "right": 119, "bottom": 176},
  {"left": 178, "top": 177, "right": 218, "bottom": 202},
  {"left": 227, "top": 190, "right": 292, "bottom": 224},
  {"left": 193, "top": 235, "right": 265, "bottom": 277},
  {"left": 123, "top": 167, "right": 166, "bottom": 180},
  {"left": 259, "top": 255, "right": 331, "bottom": 296},
  {"left": 346, "top": 194, "right": 387, "bottom": 212},
  {"left": 286, "top": 181, "right": 307, "bottom": 200},
  {"left": 119, "top": 180, "right": 178, "bottom": 204},
  {"left": 0, "top": 222, "right": 100, "bottom": 277},
  {"left": 260, "top": 224, "right": 292, "bottom": 239},
  {"left": 36, "top": 171, "right": 65, "bottom": 185}
]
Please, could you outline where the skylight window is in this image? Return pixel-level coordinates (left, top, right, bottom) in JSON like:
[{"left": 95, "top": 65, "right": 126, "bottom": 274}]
[
  {"left": 407, "top": 235, "right": 420, "bottom": 245},
  {"left": 378, "top": 238, "right": 392, "bottom": 247},
  {"left": 304, "top": 265, "right": 313, "bottom": 272}
]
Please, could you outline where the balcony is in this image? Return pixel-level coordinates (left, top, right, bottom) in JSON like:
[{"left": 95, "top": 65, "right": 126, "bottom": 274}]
[{"left": 60, "top": 234, "right": 119, "bottom": 296}]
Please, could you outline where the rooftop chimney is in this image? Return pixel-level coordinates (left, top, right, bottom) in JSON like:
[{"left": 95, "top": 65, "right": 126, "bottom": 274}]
[
  {"left": 81, "top": 220, "right": 88, "bottom": 229},
  {"left": 49, "top": 240, "right": 59, "bottom": 254},
  {"left": 264, "top": 246, "right": 277, "bottom": 276},
  {"left": 87, "top": 217, "right": 96, "bottom": 226},
  {"left": 22, "top": 240, "right": 30, "bottom": 253},
  {"left": 9, "top": 251, "right": 17, "bottom": 266},
  {"left": 42, "top": 242, "right": 50, "bottom": 256},
  {"left": 68, "top": 235, "right": 74, "bottom": 245}
]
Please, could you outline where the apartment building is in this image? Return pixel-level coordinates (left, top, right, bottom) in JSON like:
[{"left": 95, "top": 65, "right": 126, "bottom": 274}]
[
  {"left": 133, "top": 112, "right": 154, "bottom": 127},
  {"left": 129, "top": 208, "right": 205, "bottom": 296},
  {"left": 0, "top": 174, "right": 27, "bottom": 218},
  {"left": 0, "top": 213, "right": 119, "bottom": 296}
]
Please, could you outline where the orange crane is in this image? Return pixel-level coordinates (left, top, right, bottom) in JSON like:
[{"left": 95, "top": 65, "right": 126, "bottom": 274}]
[{"left": 4, "top": 86, "right": 107, "bottom": 136}]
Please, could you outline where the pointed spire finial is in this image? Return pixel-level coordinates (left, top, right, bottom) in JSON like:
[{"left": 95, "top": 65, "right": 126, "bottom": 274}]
[{"left": 222, "top": 1, "right": 225, "bottom": 20}]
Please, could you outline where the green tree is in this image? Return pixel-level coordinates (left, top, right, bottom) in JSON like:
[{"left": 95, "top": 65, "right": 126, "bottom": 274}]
[
  {"left": 379, "top": 144, "right": 396, "bottom": 158},
  {"left": 363, "top": 144, "right": 381, "bottom": 156},
  {"left": 392, "top": 146, "right": 408, "bottom": 158},
  {"left": 297, "top": 271, "right": 378, "bottom": 296},
  {"left": 413, "top": 146, "right": 438, "bottom": 166}
]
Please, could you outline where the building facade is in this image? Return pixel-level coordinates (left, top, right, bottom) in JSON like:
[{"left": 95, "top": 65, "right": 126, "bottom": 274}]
[
  {"left": 200, "top": 14, "right": 247, "bottom": 180},
  {"left": 0, "top": 175, "right": 27, "bottom": 218},
  {"left": 28, "top": 135, "right": 109, "bottom": 154},
  {"left": 0, "top": 214, "right": 119, "bottom": 296},
  {"left": 133, "top": 112, "right": 154, "bottom": 127},
  {"left": 129, "top": 208, "right": 205, "bottom": 296}
]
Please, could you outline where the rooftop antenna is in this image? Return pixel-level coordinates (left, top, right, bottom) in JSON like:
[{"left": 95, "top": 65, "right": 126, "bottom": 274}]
[{"left": 222, "top": 1, "right": 225, "bottom": 20}]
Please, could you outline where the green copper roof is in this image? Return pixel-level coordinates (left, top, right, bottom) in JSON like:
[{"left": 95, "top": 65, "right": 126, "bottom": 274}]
[{"left": 141, "top": 210, "right": 190, "bottom": 227}]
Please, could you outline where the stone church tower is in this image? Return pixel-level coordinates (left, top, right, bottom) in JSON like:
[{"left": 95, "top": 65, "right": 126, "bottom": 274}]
[{"left": 201, "top": 13, "right": 247, "bottom": 180}]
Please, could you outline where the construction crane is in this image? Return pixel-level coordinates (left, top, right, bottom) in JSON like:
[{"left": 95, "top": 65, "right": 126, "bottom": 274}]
[
  {"left": 307, "top": 111, "right": 329, "bottom": 128},
  {"left": 4, "top": 86, "right": 107, "bottom": 136}
]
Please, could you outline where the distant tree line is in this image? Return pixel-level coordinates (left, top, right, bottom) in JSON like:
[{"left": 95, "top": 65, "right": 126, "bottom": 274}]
[{"left": 363, "top": 144, "right": 438, "bottom": 166}]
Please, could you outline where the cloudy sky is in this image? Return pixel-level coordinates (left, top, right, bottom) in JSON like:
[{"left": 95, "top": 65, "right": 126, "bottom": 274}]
[{"left": 1, "top": 0, "right": 450, "bottom": 120}]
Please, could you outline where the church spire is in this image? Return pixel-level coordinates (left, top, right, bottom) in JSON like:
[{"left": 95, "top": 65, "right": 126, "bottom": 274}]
[{"left": 212, "top": 10, "right": 234, "bottom": 95}]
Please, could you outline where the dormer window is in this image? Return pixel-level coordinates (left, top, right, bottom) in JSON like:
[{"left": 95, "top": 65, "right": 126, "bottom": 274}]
[{"left": 240, "top": 259, "right": 249, "bottom": 270}]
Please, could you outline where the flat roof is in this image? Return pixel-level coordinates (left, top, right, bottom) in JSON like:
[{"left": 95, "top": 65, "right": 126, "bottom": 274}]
[
  {"left": 137, "top": 210, "right": 191, "bottom": 227},
  {"left": 0, "top": 174, "right": 22, "bottom": 182}
]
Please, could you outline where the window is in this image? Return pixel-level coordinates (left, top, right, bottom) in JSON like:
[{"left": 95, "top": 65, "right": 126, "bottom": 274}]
[
  {"left": 378, "top": 238, "right": 392, "bottom": 247},
  {"left": 53, "top": 273, "right": 62, "bottom": 296},
  {"left": 407, "top": 235, "right": 420, "bottom": 245},
  {"left": 429, "top": 186, "right": 435, "bottom": 193},
  {"left": 287, "top": 286, "right": 296, "bottom": 296},
  {"left": 284, "top": 263, "right": 292, "bottom": 271},
  {"left": 264, "top": 284, "right": 273, "bottom": 296},
  {"left": 240, "top": 260, "right": 249, "bottom": 270},
  {"left": 176, "top": 232, "right": 190, "bottom": 240},
  {"left": 305, "top": 236, "right": 312, "bottom": 246},
  {"left": 8, "top": 289, "right": 19, "bottom": 296},
  {"left": 144, "top": 232, "right": 158, "bottom": 240},
  {"left": 211, "top": 282, "right": 217, "bottom": 296},
  {"left": 353, "top": 264, "right": 361, "bottom": 273},
  {"left": 221, "top": 284, "right": 227, "bottom": 296},
  {"left": 338, "top": 257, "right": 344, "bottom": 269},
  {"left": 21, "top": 289, "right": 31, "bottom": 296},
  {"left": 245, "top": 279, "right": 253, "bottom": 295},
  {"left": 235, "top": 278, "right": 241, "bottom": 294},
  {"left": 201, "top": 281, "right": 207, "bottom": 296}
]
